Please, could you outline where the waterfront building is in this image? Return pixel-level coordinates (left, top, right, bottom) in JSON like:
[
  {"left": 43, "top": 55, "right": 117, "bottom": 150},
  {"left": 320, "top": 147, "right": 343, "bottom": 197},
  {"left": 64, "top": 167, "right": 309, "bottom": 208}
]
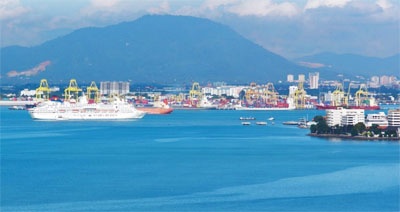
[
  {"left": 202, "top": 86, "right": 244, "bottom": 98},
  {"left": 388, "top": 109, "right": 400, "bottom": 126},
  {"left": 326, "top": 108, "right": 365, "bottom": 127},
  {"left": 308, "top": 72, "right": 319, "bottom": 89},
  {"left": 100, "top": 81, "right": 130, "bottom": 96},
  {"left": 365, "top": 112, "right": 388, "bottom": 127}
]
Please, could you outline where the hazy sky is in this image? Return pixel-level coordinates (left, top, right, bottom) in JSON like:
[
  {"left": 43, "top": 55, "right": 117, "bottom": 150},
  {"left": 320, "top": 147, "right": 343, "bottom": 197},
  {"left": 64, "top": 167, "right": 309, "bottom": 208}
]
[{"left": 1, "top": 0, "right": 399, "bottom": 58}]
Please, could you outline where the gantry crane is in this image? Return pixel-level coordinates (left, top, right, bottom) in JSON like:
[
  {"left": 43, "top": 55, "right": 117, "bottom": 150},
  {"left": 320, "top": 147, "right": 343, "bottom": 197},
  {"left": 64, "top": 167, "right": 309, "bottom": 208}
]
[
  {"left": 263, "top": 82, "right": 278, "bottom": 105},
  {"left": 355, "top": 84, "right": 369, "bottom": 106},
  {"left": 189, "top": 82, "right": 202, "bottom": 106},
  {"left": 294, "top": 81, "right": 306, "bottom": 109},
  {"left": 331, "top": 83, "right": 346, "bottom": 106},
  {"left": 86, "top": 81, "right": 100, "bottom": 103},
  {"left": 244, "top": 82, "right": 260, "bottom": 103},
  {"left": 35, "top": 79, "right": 51, "bottom": 100},
  {"left": 64, "top": 79, "right": 82, "bottom": 101}
]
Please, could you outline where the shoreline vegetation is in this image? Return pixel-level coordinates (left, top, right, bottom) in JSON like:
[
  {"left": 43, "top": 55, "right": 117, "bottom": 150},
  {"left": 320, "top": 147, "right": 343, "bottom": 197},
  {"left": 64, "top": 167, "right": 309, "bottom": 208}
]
[
  {"left": 308, "top": 115, "right": 400, "bottom": 141},
  {"left": 308, "top": 133, "right": 400, "bottom": 141}
]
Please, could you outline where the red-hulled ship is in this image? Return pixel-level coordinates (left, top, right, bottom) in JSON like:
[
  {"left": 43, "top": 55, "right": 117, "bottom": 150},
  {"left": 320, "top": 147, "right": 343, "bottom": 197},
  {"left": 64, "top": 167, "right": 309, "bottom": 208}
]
[{"left": 316, "top": 104, "right": 380, "bottom": 110}]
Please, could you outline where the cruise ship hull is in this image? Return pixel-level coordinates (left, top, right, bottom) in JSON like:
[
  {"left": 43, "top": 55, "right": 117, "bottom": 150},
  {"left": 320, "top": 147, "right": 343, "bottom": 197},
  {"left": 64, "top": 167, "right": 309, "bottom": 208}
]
[{"left": 29, "top": 101, "right": 146, "bottom": 120}]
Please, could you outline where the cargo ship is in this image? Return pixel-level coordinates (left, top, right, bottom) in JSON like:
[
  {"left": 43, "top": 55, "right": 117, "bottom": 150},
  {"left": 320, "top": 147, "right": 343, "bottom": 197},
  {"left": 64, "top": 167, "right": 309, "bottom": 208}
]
[
  {"left": 136, "top": 99, "right": 173, "bottom": 114},
  {"left": 316, "top": 104, "right": 380, "bottom": 110},
  {"left": 235, "top": 97, "right": 295, "bottom": 111}
]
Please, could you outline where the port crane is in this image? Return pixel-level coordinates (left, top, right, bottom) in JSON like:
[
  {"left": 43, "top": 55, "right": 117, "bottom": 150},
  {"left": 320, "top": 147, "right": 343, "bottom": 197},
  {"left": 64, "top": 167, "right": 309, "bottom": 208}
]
[
  {"left": 294, "top": 81, "right": 306, "bottom": 109},
  {"left": 86, "top": 81, "right": 100, "bottom": 103},
  {"left": 331, "top": 83, "right": 346, "bottom": 106},
  {"left": 244, "top": 82, "right": 260, "bottom": 104},
  {"left": 189, "top": 82, "right": 202, "bottom": 106},
  {"left": 355, "top": 84, "right": 370, "bottom": 107},
  {"left": 64, "top": 79, "right": 82, "bottom": 101},
  {"left": 35, "top": 79, "right": 51, "bottom": 100},
  {"left": 263, "top": 83, "right": 278, "bottom": 105}
]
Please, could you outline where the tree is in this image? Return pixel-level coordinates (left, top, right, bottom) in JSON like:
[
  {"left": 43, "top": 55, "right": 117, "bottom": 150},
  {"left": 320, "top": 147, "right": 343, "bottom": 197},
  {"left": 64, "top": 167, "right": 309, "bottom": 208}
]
[
  {"left": 351, "top": 127, "right": 358, "bottom": 136},
  {"left": 313, "top": 115, "right": 325, "bottom": 123},
  {"left": 310, "top": 124, "right": 317, "bottom": 133},
  {"left": 316, "top": 120, "right": 330, "bottom": 134},
  {"left": 354, "top": 122, "right": 366, "bottom": 135}
]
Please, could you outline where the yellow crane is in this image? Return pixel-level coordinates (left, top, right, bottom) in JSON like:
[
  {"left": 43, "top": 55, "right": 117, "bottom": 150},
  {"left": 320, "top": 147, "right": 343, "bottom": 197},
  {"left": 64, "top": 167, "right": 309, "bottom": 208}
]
[
  {"left": 35, "top": 79, "right": 51, "bottom": 100},
  {"left": 344, "top": 82, "right": 352, "bottom": 106},
  {"left": 86, "top": 81, "right": 100, "bottom": 103},
  {"left": 332, "top": 83, "right": 345, "bottom": 106},
  {"left": 263, "top": 82, "right": 278, "bottom": 105},
  {"left": 189, "top": 82, "right": 202, "bottom": 106},
  {"left": 294, "top": 81, "right": 306, "bottom": 109},
  {"left": 245, "top": 82, "right": 259, "bottom": 103},
  {"left": 64, "top": 79, "right": 82, "bottom": 101},
  {"left": 355, "top": 84, "right": 369, "bottom": 106}
]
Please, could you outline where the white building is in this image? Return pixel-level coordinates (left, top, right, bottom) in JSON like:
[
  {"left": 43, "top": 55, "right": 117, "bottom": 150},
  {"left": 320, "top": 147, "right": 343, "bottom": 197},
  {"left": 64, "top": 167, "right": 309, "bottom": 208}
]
[
  {"left": 287, "top": 74, "right": 294, "bottom": 82},
  {"left": 298, "top": 74, "right": 305, "bottom": 82},
  {"left": 388, "top": 109, "right": 400, "bottom": 126},
  {"left": 202, "top": 86, "right": 244, "bottom": 98},
  {"left": 100, "top": 81, "right": 130, "bottom": 96},
  {"left": 326, "top": 108, "right": 365, "bottom": 127},
  {"left": 365, "top": 112, "right": 388, "bottom": 127},
  {"left": 308, "top": 72, "right": 319, "bottom": 89}
]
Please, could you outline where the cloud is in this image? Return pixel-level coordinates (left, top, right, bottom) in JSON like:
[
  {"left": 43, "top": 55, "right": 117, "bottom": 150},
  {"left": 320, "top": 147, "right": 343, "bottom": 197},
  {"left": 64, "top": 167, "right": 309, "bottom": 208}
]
[
  {"left": 297, "top": 61, "right": 326, "bottom": 68},
  {"left": 0, "top": 0, "right": 29, "bottom": 20},
  {"left": 7, "top": 61, "right": 51, "bottom": 78},
  {"left": 304, "top": 0, "right": 352, "bottom": 10},
  {"left": 90, "top": 0, "right": 120, "bottom": 8},
  {"left": 201, "top": 0, "right": 299, "bottom": 17},
  {"left": 148, "top": 1, "right": 171, "bottom": 14},
  {"left": 227, "top": 0, "right": 299, "bottom": 17}
]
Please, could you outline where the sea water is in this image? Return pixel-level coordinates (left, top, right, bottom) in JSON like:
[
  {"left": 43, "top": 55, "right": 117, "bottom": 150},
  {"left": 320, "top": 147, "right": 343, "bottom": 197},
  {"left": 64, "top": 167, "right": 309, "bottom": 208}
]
[{"left": 1, "top": 107, "right": 399, "bottom": 211}]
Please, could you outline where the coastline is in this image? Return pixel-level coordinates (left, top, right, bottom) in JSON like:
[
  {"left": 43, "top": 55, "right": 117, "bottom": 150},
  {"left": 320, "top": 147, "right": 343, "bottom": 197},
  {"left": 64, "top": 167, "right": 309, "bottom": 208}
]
[{"left": 308, "top": 133, "right": 400, "bottom": 141}]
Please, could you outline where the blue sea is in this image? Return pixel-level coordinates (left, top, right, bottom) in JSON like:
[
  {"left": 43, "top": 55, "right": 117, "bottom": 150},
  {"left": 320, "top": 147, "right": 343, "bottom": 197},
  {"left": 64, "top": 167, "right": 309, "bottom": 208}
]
[{"left": 1, "top": 107, "right": 399, "bottom": 211}]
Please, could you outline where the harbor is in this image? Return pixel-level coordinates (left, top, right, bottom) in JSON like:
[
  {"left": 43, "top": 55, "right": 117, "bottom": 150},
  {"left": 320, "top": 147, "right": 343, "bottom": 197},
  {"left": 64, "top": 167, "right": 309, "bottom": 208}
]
[{"left": 1, "top": 107, "right": 399, "bottom": 211}]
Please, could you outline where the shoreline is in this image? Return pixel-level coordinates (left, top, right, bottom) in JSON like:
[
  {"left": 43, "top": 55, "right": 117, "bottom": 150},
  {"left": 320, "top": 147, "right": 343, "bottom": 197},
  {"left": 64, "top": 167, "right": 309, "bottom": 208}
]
[{"left": 308, "top": 133, "right": 400, "bottom": 141}]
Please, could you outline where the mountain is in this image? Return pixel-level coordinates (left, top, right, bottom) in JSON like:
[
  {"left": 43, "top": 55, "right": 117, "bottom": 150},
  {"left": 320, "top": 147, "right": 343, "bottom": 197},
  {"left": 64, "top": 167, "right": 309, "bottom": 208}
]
[
  {"left": 294, "top": 52, "right": 399, "bottom": 78},
  {"left": 1, "top": 15, "right": 305, "bottom": 85}
]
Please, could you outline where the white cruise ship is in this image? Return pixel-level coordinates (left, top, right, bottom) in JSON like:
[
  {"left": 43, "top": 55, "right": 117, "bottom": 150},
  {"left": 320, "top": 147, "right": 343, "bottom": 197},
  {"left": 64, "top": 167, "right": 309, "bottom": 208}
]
[{"left": 28, "top": 96, "right": 146, "bottom": 120}]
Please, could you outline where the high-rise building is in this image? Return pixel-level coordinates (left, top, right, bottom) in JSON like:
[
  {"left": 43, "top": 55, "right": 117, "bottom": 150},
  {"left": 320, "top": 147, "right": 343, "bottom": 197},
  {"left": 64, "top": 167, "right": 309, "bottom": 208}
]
[
  {"left": 326, "top": 108, "right": 365, "bottom": 127},
  {"left": 287, "top": 74, "right": 294, "bottom": 82},
  {"left": 100, "top": 81, "right": 130, "bottom": 96},
  {"left": 298, "top": 74, "right": 305, "bottom": 82},
  {"left": 380, "top": 75, "right": 389, "bottom": 85},
  {"left": 308, "top": 72, "right": 319, "bottom": 89},
  {"left": 388, "top": 109, "right": 400, "bottom": 126}
]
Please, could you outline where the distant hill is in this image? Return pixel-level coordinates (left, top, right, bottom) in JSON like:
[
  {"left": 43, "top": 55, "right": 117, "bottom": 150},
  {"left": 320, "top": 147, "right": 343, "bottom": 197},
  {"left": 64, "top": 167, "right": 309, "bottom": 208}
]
[
  {"left": 1, "top": 15, "right": 306, "bottom": 85},
  {"left": 294, "top": 52, "right": 399, "bottom": 78}
]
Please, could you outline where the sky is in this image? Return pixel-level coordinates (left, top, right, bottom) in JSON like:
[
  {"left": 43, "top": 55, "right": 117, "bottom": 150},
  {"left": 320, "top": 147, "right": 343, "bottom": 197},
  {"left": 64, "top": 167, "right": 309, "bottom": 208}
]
[{"left": 1, "top": 0, "right": 399, "bottom": 59}]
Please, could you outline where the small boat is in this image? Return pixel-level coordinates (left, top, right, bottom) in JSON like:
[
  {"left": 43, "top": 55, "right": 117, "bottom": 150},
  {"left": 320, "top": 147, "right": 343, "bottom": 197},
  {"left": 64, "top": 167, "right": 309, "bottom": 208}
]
[
  {"left": 283, "top": 121, "right": 299, "bottom": 125},
  {"left": 256, "top": 122, "right": 267, "bottom": 125},
  {"left": 8, "top": 106, "right": 25, "bottom": 110},
  {"left": 268, "top": 117, "right": 275, "bottom": 121},
  {"left": 240, "top": 117, "right": 256, "bottom": 120},
  {"left": 241, "top": 122, "right": 251, "bottom": 125}
]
